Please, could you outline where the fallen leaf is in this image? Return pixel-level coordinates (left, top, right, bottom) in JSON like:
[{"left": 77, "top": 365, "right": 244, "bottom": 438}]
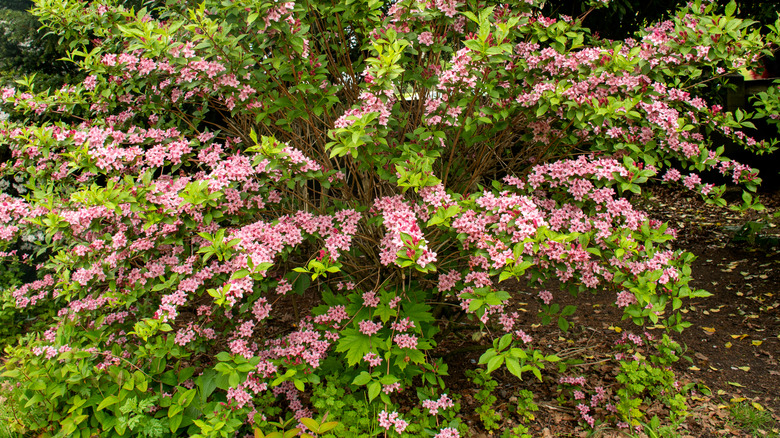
[
  {"left": 738, "top": 366, "right": 750, "bottom": 372},
  {"left": 752, "top": 402, "right": 764, "bottom": 411},
  {"left": 728, "top": 382, "right": 745, "bottom": 387},
  {"left": 731, "top": 334, "right": 748, "bottom": 340},
  {"left": 725, "top": 342, "right": 732, "bottom": 348},
  {"left": 731, "top": 397, "right": 746, "bottom": 403},
  {"left": 752, "top": 340, "right": 763, "bottom": 346},
  {"left": 689, "top": 366, "right": 701, "bottom": 371},
  {"left": 608, "top": 325, "right": 622, "bottom": 333},
  {"left": 703, "top": 327, "right": 716, "bottom": 333}
]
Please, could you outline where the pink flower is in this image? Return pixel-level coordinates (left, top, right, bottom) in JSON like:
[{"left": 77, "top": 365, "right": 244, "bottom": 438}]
[
  {"left": 683, "top": 174, "right": 701, "bottom": 190},
  {"left": 363, "top": 352, "right": 382, "bottom": 367},
  {"left": 435, "top": 428, "right": 460, "bottom": 438},
  {"left": 418, "top": 31, "right": 434, "bottom": 46},
  {"left": 538, "top": 290, "right": 553, "bottom": 304},
  {"left": 101, "top": 54, "right": 117, "bottom": 66},
  {"left": 390, "top": 317, "right": 415, "bottom": 332},
  {"left": 388, "top": 296, "right": 401, "bottom": 308},
  {"left": 559, "top": 376, "right": 586, "bottom": 386},
  {"left": 382, "top": 382, "right": 401, "bottom": 394},
  {"left": 616, "top": 291, "right": 636, "bottom": 308},
  {"left": 514, "top": 330, "right": 532, "bottom": 344},
  {"left": 438, "top": 270, "right": 461, "bottom": 292},
  {"left": 422, "top": 394, "right": 454, "bottom": 415},
  {"left": 362, "top": 290, "right": 380, "bottom": 307},
  {"left": 83, "top": 75, "right": 98, "bottom": 91},
  {"left": 662, "top": 168, "right": 681, "bottom": 182},
  {"left": 378, "top": 411, "right": 408, "bottom": 434},
  {"left": 227, "top": 387, "right": 252, "bottom": 408},
  {"left": 394, "top": 333, "right": 418, "bottom": 349},
  {"left": 276, "top": 279, "right": 292, "bottom": 295},
  {"left": 359, "top": 320, "right": 382, "bottom": 336}
]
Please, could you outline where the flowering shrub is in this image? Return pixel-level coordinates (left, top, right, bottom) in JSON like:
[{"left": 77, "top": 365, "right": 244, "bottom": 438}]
[{"left": 0, "top": 0, "right": 777, "bottom": 436}]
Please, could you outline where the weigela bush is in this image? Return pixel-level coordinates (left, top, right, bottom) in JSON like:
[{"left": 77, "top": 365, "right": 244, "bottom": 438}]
[{"left": 0, "top": 0, "right": 776, "bottom": 436}]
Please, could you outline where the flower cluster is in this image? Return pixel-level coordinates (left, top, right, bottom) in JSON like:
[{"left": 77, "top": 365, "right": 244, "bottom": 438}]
[
  {"left": 378, "top": 410, "right": 408, "bottom": 434},
  {"left": 422, "top": 394, "right": 455, "bottom": 415}
]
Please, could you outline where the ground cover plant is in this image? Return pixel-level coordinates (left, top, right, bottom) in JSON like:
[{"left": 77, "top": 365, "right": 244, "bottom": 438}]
[{"left": 0, "top": 0, "right": 778, "bottom": 436}]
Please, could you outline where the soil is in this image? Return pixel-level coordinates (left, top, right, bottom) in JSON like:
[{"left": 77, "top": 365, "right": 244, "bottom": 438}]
[{"left": 430, "top": 186, "right": 780, "bottom": 438}]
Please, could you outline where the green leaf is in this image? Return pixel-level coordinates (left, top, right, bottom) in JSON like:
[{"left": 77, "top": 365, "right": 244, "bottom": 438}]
[
  {"left": 486, "top": 355, "right": 504, "bottom": 374},
  {"left": 352, "top": 371, "right": 372, "bottom": 386},
  {"left": 468, "top": 299, "right": 485, "bottom": 313},
  {"left": 179, "top": 388, "right": 196, "bottom": 407},
  {"left": 216, "top": 352, "right": 232, "bottom": 362},
  {"left": 367, "top": 381, "right": 381, "bottom": 401},
  {"left": 724, "top": 1, "right": 736, "bottom": 16},
  {"left": 318, "top": 421, "right": 339, "bottom": 433},
  {"left": 97, "top": 395, "right": 119, "bottom": 412},
  {"left": 506, "top": 357, "right": 523, "bottom": 379},
  {"left": 478, "top": 348, "right": 497, "bottom": 365},
  {"left": 498, "top": 334, "right": 512, "bottom": 351},
  {"left": 232, "top": 269, "right": 250, "bottom": 279},
  {"left": 402, "top": 301, "right": 434, "bottom": 324},
  {"left": 558, "top": 316, "right": 570, "bottom": 332},
  {"left": 170, "top": 413, "right": 183, "bottom": 432},
  {"left": 1, "top": 369, "right": 20, "bottom": 378},
  {"left": 133, "top": 371, "right": 149, "bottom": 393},
  {"left": 335, "top": 328, "right": 371, "bottom": 366},
  {"left": 198, "top": 370, "right": 218, "bottom": 403},
  {"left": 299, "top": 418, "right": 320, "bottom": 433},
  {"left": 168, "top": 404, "right": 183, "bottom": 418},
  {"left": 228, "top": 372, "right": 240, "bottom": 388},
  {"left": 284, "top": 429, "right": 302, "bottom": 438}
]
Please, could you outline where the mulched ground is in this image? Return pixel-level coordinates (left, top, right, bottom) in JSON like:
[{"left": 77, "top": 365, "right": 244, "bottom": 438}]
[{"left": 433, "top": 186, "right": 780, "bottom": 437}]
